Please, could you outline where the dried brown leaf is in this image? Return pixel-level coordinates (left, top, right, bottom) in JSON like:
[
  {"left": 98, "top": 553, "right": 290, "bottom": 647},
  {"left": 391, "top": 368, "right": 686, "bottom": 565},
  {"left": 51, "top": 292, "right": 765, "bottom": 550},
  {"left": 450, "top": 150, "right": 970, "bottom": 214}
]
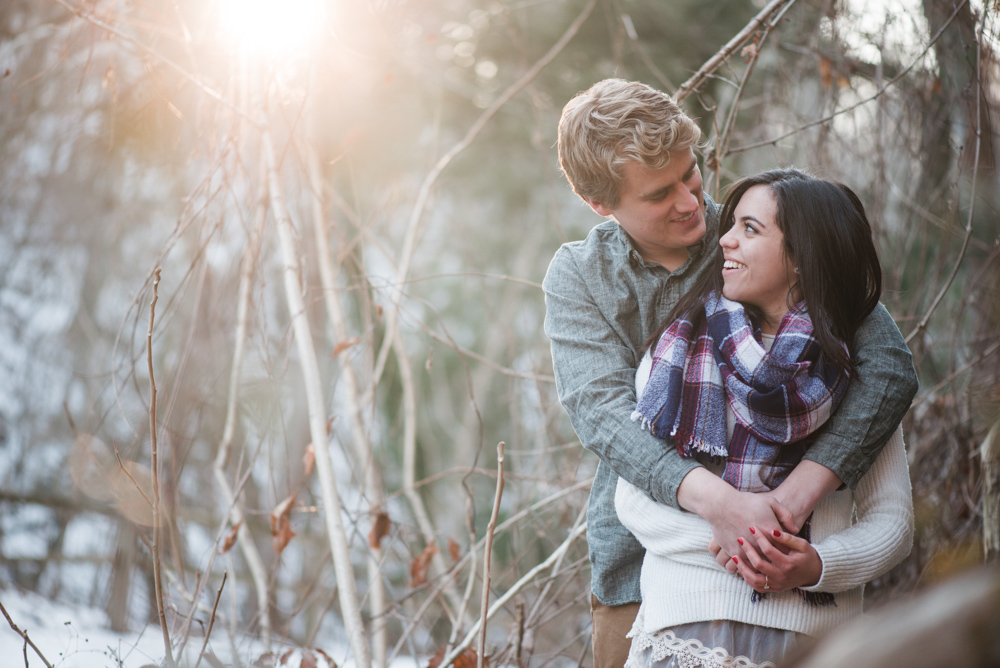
[
  {"left": 271, "top": 493, "right": 297, "bottom": 534},
  {"left": 740, "top": 42, "right": 758, "bottom": 62},
  {"left": 271, "top": 493, "right": 297, "bottom": 554},
  {"left": 314, "top": 648, "right": 337, "bottom": 668},
  {"left": 426, "top": 648, "right": 446, "bottom": 668},
  {"left": 332, "top": 337, "right": 361, "bottom": 356},
  {"left": 326, "top": 416, "right": 336, "bottom": 434},
  {"left": 369, "top": 510, "right": 391, "bottom": 549},
  {"left": 454, "top": 649, "right": 482, "bottom": 668},
  {"left": 425, "top": 349, "right": 434, "bottom": 371},
  {"left": 273, "top": 514, "right": 296, "bottom": 554},
  {"left": 426, "top": 648, "right": 480, "bottom": 668},
  {"left": 819, "top": 57, "right": 832, "bottom": 88},
  {"left": 303, "top": 444, "right": 315, "bottom": 476},
  {"left": 299, "top": 651, "right": 317, "bottom": 668},
  {"left": 279, "top": 649, "right": 295, "bottom": 665},
  {"left": 410, "top": 541, "right": 439, "bottom": 587},
  {"left": 448, "top": 537, "right": 461, "bottom": 563},
  {"left": 219, "top": 519, "right": 243, "bottom": 554}
]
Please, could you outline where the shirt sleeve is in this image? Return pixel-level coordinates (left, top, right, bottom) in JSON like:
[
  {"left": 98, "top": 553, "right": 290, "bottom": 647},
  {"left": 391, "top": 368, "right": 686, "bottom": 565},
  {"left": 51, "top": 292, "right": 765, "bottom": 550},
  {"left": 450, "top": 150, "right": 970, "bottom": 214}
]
[
  {"left": 802, "top": 303, "right": 919, "bottom": 489},
  {"left": 543, "top": 246, "right": 700, "bottom": 508},
  {"left": 803, "top": 425, "right": 914, "bottom": 593}
]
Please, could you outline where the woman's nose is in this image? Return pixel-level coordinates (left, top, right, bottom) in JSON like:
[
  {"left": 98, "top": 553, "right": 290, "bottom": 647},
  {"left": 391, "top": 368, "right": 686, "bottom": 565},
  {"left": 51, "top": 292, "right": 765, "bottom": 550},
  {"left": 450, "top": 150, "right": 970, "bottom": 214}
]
[{"left": 719, "top": 227, "right": 736, "bottom": 248}]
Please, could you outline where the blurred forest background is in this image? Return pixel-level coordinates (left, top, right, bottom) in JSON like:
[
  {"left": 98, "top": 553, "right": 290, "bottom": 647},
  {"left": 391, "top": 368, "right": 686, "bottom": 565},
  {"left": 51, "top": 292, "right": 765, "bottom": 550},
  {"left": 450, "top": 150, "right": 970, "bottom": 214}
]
[{"left": 0, "top": 0, "right": 997, "bottom": 666}]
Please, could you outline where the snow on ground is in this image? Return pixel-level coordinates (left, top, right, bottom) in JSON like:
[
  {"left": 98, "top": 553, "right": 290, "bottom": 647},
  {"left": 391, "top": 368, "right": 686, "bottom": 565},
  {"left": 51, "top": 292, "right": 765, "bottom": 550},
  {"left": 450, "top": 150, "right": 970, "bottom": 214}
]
[{"left": 0, "top": 587, "right": 423, "bottom": 668}]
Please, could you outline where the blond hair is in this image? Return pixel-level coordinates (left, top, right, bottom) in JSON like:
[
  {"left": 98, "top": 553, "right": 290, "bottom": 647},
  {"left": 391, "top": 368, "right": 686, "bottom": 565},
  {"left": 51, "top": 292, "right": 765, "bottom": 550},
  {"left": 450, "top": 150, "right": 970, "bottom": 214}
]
[{"left": 557, "top": 79, "right": 701, "bottom": 209}]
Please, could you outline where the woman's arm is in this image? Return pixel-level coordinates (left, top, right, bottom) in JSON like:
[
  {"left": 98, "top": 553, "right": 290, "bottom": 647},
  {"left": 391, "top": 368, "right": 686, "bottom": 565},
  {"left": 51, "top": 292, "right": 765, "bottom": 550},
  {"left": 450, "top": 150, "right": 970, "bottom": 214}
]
[{"left": 732, "top": 425, "right": 913, "bottom": 593}]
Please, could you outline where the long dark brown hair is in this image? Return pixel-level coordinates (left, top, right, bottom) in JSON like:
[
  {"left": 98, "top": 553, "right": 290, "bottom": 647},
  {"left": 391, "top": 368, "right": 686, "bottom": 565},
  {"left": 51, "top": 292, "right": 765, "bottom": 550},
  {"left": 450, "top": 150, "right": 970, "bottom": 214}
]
[{"left": 647, "top": 168, "right": 882, "bottom": 375}]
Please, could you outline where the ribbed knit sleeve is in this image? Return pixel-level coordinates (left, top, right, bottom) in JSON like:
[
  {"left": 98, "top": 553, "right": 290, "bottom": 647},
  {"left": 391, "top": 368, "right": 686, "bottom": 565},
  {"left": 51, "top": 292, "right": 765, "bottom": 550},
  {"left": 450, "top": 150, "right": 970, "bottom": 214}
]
[
  {"left": 803, "top": 425, "right": 913, "bottom": 593},
  {"left": 615, "top": 477, "right": 716, "bottom": 558}
]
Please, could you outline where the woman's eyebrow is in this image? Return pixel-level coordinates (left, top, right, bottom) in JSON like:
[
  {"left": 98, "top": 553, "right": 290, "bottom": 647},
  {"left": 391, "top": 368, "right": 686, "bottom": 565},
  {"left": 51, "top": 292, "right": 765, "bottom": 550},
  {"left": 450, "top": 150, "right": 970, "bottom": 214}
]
[{"left": 739, "top": 214, "right": 766, "bottom": 227}]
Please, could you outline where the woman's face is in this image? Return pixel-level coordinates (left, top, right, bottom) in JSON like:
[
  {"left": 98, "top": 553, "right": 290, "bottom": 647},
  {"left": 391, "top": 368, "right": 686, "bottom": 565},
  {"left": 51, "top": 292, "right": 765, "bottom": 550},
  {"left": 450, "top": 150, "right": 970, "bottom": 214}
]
[{"left": 719, "top": 185, "right": 797, "bottom": 332}]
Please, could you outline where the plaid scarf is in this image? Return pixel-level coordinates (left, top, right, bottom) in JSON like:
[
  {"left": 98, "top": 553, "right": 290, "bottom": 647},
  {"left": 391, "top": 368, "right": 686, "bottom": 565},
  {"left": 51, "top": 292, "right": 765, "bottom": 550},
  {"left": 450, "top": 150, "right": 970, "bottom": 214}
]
[{"left": 632, "top": 294, "right": 849, "bottom": 605}]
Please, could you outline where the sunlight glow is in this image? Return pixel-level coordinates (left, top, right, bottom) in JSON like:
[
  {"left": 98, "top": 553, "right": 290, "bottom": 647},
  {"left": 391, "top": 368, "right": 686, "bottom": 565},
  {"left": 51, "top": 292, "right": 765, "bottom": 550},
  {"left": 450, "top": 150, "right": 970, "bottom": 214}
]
[{"left": 218, "top": 0, "right": 324, "bottom": 58}]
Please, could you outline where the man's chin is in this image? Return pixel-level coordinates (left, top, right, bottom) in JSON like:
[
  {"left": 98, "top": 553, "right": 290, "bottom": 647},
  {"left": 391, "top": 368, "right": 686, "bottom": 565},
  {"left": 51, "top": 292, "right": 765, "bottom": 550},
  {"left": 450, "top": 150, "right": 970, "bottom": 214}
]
[{"left": 680, "top": 216, "right": 706, "bottom": 244}]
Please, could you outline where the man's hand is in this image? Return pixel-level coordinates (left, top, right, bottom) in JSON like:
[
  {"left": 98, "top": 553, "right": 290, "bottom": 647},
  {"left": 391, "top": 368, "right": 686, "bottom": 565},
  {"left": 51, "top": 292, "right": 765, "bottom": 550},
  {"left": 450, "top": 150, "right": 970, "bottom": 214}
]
[
  {"left": 769, "top": 460, "right": 843, "bottom": 531},
  {"left": 677, "top": 468, "right": 796, "bottom": 559}
]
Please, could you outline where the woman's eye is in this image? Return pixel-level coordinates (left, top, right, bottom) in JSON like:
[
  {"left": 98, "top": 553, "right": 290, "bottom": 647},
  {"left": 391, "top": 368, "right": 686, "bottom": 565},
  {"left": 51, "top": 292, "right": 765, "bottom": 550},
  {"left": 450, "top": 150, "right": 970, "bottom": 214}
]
[{"left": 744, "top": 223, "right": 757, "bottom": 234}]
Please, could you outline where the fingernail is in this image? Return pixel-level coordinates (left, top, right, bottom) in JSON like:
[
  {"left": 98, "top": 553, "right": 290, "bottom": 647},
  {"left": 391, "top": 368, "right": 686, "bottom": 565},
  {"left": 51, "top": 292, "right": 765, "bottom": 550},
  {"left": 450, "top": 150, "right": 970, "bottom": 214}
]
[
  {"left": 737, "top": 538, "right": 744, "bottom": 546},
  {"left": 773, "top": 529, "right": 781, "bottom": 538},
  {"left": 732, "top": 557, "right": 739, "bottom": 564},
  {"left": 749, "top": 527, "right": 756, "bottom": 534}
]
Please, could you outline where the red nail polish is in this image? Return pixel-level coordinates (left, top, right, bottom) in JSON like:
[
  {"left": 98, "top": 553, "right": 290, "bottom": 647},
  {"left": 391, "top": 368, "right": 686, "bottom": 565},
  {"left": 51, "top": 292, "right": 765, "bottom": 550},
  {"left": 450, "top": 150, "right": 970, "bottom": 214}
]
[
  {"left": 732, "top": 557, "right": 739, "bottom": 564},
  {"left": 737, "top": 538, "right": 744, "bottom": 546},
  {"left": 773, "top": 529, "right": 781, "bottom": 538},
  {"left": 749, "top": 527, "right": 756, "bottom": 534}
]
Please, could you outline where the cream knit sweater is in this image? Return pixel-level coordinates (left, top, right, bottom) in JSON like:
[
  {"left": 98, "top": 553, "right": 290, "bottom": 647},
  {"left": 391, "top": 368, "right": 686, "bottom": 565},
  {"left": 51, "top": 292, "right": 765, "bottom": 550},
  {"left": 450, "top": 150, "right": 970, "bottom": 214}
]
[{"left": 616, "top": 351, "right": 914, "bottom": 638}]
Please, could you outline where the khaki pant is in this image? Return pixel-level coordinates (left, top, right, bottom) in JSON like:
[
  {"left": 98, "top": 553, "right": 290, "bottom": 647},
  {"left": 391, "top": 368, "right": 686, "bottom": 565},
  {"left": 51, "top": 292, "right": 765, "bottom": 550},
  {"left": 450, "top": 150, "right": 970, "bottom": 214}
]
[{"left": 591, "top": 594, "right": 641, "bottom": 668}]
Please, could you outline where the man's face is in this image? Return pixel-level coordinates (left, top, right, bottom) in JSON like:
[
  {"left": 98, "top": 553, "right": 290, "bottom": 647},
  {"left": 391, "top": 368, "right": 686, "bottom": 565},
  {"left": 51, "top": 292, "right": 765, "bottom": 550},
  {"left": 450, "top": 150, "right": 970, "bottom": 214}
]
[{"left": 586, "top": 148, "right": 705, "bottom": 271}]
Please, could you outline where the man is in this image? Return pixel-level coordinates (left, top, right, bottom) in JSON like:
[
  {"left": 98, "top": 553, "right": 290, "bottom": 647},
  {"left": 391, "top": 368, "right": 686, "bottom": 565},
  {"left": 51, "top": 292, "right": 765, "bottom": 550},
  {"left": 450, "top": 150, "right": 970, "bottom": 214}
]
[{"left": 542, "top": 79, "right": 917, "bottom": 668}]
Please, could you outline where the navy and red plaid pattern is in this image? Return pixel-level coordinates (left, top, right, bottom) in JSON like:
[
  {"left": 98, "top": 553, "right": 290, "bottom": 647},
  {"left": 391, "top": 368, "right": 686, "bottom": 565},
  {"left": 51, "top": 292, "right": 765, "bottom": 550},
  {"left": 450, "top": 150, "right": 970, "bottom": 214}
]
[{"left": 632, "top": 293, "right": 849, "bottom": 494}]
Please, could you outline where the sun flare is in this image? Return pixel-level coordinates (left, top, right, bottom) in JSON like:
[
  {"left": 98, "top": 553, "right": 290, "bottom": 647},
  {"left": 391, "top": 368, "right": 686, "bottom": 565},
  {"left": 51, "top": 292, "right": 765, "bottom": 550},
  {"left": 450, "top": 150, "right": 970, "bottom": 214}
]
[{"left": 218, "top": 0, "right": 324, "bottom": 57}]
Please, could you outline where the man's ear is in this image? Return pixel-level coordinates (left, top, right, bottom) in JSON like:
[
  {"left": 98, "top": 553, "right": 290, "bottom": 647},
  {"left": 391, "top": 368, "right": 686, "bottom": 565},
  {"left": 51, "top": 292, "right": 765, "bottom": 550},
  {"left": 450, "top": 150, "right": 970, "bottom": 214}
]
[{"left": 583, "top": 196, "right": 614, "bottom": 217}]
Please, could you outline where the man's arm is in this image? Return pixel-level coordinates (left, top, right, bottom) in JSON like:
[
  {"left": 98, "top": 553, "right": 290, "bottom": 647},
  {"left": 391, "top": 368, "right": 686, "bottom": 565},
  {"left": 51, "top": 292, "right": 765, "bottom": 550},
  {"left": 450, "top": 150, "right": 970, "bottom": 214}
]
[
  {"left": 543, "top": 246, "right": 697, "bottom": 507},
  {"left": 544, "top": 246, "right": 794, "bottom": 560},
  {"left": 783, "top": 303, "right": 918, "bottom": 525}
]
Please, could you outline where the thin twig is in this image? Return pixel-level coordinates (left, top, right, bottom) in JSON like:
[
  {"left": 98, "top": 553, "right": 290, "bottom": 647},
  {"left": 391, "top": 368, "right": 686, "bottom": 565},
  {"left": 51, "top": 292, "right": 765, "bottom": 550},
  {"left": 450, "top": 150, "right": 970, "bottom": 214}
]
[
  {"left": 193, "top": 571, "right": 227, "bottom": 668},
  {"left": 675, "top": 0, "right": 795, "bottom": 101},
  {"left": 370, "top": 0, "right": 598, "bottom": 388},
  {"left": 147, "top": 267, "right": 175, "bottom": 667},
  {"left": 727, "top": 0, "right": 969, "bottom": 154},
  {"left": 911, "top": 342, "right": 1000, "bottom": 408},
  {"left": 439, "top": 522, "right": 588, "bottom": 668},
  {"left": 0, "top": 599, "right": 54, "bottom": 668},
  {"left": 387, "top": 479, "right": 591, "bottom": 664},
  {"left": 478, "top": 443, "right": 506, "bottom": 668},
  {"left": 262, "top": 110, "right": 370, "bottom": 668},
  {"left": 905, "top": 13, "right": 981, "bottom": 345},
  {"left": 46, "top": 0, "right": 258, "bottom": 127},
  {"left": 712, "top": 2, "right": 788, "bottom": 171},
  {"left": 113, "top": 441, "right": 153, "bottom": 508}
]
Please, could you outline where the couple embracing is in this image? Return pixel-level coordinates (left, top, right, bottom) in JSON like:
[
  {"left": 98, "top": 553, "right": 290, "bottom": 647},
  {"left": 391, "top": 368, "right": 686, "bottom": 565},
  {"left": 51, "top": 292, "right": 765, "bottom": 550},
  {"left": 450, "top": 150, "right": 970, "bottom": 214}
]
[{"left": 543, "top": 79, "right": 917, "bottom": 668}]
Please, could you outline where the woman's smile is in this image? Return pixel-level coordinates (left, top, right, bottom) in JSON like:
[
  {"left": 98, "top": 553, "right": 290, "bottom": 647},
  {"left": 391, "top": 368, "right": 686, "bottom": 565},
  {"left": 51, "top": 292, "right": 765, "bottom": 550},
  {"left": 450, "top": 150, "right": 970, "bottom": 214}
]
[{"left": 718, "top": 185, "right": 797, "bottom": 332}]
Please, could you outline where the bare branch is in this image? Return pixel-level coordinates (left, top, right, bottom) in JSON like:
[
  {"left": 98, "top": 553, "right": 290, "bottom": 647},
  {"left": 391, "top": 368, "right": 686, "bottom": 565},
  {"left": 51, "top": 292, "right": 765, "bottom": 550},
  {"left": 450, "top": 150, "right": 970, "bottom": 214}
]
[
  {"left": 193, "top": 571, "right": 227, "bottom": 668},
  {"left": 906, "top": 15, "right": 981, "bottom": 345},
  {"left": 441, "top": 522, "right": 588, "bottom": 668},
  {"left": 370, "top": 0, "right": 599, "bottom": 387},
  {"left": 147, "top": 267, "right": 175, "bottom": 667},
  {"left": 675, "top": 0, "right": 797, "bottom": 102},
  {"left": 0, "top": 599, "right": 53, "bottom": 668},
  {"left": 46, "top": 0, "right": 258, "bottom": 127},
  {"left": 478, "top": 442, "right": 506, "bottom": 668},
  {"left": 262, "top": 110, "right": 370, "bottom": 668},
  {"left": 728, "top": 0, "right": 970, "bottom": 154}
]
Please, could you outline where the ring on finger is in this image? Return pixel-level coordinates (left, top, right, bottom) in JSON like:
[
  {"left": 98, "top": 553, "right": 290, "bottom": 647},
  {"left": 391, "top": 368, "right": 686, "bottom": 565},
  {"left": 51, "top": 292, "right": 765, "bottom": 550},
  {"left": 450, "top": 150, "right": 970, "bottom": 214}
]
[{"left": 763, "top": 575, "right": 769, "bottom": 590}]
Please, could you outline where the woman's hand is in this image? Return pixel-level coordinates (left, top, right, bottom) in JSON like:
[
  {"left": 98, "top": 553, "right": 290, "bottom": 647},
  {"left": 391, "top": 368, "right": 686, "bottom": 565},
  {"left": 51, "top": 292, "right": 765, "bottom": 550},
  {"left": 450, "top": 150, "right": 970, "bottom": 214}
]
[{"left": 731, "top": 527, "right": 823, "bottom": 592}]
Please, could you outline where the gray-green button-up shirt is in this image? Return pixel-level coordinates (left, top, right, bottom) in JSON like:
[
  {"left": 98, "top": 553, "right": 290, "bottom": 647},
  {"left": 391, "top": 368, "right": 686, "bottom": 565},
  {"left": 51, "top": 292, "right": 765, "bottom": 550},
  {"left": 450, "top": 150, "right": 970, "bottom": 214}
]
[{"left": 542, "top": 197, "right": 918, "bottom": 606}]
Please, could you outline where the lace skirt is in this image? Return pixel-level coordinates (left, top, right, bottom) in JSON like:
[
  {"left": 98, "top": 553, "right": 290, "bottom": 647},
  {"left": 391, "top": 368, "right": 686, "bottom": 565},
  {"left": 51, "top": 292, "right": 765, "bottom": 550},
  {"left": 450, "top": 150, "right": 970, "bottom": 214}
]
[{"left": 625, "top": 614, "right": 805, "bottom": 668}]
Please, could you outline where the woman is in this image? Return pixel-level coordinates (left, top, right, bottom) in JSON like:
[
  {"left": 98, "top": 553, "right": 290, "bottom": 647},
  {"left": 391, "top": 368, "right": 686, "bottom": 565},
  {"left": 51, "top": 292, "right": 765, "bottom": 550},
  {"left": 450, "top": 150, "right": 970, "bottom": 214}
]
[{"left": 616, "top": 169, "right": 913, "bottom": 668}]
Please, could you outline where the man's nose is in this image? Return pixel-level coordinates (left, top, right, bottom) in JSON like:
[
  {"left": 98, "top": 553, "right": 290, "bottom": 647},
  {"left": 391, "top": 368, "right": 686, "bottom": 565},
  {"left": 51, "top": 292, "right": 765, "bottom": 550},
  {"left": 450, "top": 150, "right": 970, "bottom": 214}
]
[{"left": 675, "top": 186, "right": 699, "bottom": 212}]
